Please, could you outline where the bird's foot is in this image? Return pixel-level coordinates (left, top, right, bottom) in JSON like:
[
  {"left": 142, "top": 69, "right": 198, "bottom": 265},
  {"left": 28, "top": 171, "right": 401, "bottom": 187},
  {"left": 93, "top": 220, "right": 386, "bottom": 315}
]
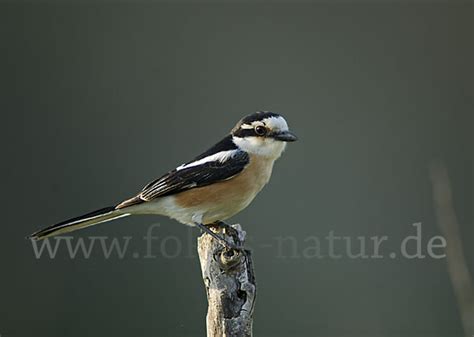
[
  {"left": 195, "top": 222, "right": 243, "bottom": 250},
  {"left": 210, "top": 220, "right": 233, "bottom": 230}
]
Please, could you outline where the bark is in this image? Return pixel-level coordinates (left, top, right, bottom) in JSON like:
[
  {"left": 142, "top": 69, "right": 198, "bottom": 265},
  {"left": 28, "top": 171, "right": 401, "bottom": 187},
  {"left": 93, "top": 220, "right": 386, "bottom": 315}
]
[{"left": 197, "top": 224, "right": 256, "bottom": 337}]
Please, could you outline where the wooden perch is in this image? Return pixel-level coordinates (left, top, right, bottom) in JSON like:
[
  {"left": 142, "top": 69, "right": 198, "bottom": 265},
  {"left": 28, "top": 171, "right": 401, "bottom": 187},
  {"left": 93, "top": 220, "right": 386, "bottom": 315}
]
[{"left": 197, "top": 224, "right": 256, "bottom": 337}]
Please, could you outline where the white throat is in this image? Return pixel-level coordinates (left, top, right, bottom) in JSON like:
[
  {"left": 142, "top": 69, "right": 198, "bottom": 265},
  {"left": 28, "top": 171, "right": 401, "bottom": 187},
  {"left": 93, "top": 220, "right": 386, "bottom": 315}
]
[{"left": 232, "top": 136, "right": 287, "bottom": 159}]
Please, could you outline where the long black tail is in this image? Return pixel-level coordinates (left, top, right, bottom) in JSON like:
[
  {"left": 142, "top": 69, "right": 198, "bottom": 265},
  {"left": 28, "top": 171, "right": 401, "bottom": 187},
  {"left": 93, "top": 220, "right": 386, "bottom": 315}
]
[{"left": 28, "top": 206, "right": 130, "bottom": 240}]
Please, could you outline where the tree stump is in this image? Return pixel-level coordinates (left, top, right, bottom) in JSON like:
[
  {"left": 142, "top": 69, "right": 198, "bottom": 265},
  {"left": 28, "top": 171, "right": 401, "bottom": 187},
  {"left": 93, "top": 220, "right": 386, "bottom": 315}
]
[{"left": 197, "top": 224, "right": 256, "bottom": 337}]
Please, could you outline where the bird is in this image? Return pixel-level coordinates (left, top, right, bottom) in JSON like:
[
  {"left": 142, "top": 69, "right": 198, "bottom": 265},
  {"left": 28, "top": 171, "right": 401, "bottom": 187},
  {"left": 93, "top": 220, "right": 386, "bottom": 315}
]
[{"left": 29, "top": 111, "right": 297, "bottom": 248}]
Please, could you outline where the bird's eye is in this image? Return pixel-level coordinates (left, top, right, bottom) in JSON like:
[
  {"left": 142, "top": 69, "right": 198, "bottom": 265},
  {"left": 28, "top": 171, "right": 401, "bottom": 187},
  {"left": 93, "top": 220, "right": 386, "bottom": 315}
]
[{"left": 255, "top": 125, "right": 267, "bottom": 136}]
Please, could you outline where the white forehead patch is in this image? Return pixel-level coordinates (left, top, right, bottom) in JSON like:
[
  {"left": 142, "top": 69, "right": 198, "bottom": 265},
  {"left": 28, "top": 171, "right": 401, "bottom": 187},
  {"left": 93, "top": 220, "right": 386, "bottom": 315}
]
[
  {"left": 262, "top": 116, "right": 289, "bottom": 131},
  {"left": 240, "top": 116, "right": 289, "bottom": 131}
]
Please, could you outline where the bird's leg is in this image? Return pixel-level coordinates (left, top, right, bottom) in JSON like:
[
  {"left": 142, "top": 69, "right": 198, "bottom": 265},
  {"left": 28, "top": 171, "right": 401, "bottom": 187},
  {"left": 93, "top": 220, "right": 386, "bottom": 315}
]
[{"left": 194, "top": 222, "right": 241, "bottom": 250}]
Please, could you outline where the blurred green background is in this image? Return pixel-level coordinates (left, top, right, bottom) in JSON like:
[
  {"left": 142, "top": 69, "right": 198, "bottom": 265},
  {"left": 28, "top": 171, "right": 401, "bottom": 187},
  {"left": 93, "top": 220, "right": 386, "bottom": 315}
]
[{"left": 0, "top": 2, "right": 472, "bottom": 337}]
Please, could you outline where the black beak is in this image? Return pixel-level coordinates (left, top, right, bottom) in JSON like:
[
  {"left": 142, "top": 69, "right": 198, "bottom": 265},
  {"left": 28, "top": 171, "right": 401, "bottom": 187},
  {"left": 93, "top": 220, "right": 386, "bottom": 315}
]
[{"left": 272, "top": 130, "right": 298, "bottom": 142}]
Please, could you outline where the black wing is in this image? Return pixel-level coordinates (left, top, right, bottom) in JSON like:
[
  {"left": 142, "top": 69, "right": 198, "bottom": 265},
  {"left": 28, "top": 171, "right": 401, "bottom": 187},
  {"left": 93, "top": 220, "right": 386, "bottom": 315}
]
[{"left": 138, "top": 150, "right": 249, "bottom": 201}]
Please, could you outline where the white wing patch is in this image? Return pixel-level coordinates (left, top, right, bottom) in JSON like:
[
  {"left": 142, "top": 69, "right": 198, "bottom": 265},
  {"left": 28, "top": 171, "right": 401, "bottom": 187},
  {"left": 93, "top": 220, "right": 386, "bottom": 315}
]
[{"left": 176, "top": 150, "right": 238, "bottom": 171}]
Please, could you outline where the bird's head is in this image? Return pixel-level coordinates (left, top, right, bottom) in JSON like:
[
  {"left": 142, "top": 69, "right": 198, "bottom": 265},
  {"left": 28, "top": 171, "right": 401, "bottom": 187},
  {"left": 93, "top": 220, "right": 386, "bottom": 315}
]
[{"left": 231, "top": 111, "right": 297, "bottom": 158}]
